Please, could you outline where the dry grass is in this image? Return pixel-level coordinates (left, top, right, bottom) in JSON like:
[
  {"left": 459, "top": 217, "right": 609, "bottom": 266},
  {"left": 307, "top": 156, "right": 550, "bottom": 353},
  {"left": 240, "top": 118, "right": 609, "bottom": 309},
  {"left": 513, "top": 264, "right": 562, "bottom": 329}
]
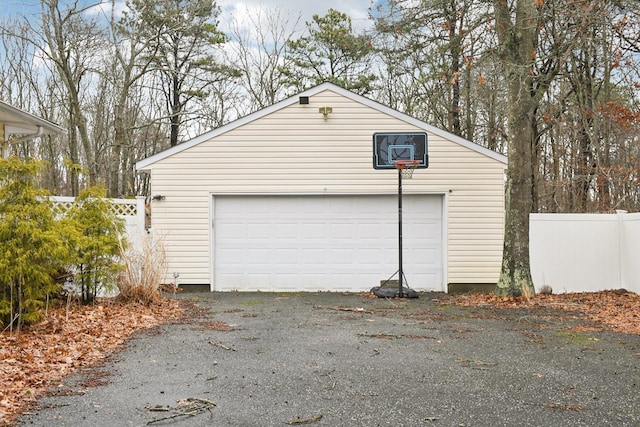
[{"left": 117, "top": 236, "right": 167, "bottom": 304}]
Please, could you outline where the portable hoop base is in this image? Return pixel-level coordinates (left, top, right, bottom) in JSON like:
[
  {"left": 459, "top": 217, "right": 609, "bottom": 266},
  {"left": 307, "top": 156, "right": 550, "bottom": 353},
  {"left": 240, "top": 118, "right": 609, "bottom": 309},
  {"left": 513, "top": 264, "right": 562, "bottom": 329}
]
[
  {"left": 371, "top": 274, "right": 419, "bottom": 298},
  {"left": 371, "top": 159, "right": 420, "bottom": 299}
]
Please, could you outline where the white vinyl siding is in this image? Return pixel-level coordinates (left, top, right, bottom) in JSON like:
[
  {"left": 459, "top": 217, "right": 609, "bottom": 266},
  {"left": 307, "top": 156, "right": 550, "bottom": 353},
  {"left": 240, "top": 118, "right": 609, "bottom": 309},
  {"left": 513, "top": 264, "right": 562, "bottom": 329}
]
[{"left": 142, "top": 86, "right": 506, "bottom": 289}]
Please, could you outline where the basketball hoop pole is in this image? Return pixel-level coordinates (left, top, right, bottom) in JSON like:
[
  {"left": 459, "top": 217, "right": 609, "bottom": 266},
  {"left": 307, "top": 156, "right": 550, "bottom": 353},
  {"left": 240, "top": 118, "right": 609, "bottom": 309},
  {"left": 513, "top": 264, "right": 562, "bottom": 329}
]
[
  {"left": 371, "top": 133, "right": 428, "bottom": 299},
  {"left": 394, "top": 160, "right": 419, "bottom": 297},
  {"left": 397, "top": 167, "right": 405, "bottom": 297}
]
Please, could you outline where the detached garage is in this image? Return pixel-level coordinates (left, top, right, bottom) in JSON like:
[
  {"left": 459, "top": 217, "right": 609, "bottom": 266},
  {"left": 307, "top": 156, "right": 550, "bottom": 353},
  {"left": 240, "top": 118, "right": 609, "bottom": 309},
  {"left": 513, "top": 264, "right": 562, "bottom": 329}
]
[{"left": 136, "top": 83, "right": 507, "bottom": 293}]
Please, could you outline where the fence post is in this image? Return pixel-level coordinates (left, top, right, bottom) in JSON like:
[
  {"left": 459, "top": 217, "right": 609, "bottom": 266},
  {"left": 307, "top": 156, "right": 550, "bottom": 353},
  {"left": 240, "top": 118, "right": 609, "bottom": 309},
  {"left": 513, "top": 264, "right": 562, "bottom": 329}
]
[
  {"left": 135, "top": 196, "right": 146, "bottom": 234},
  {"left": 617, "top": 210, "right": 627, "bottom": 289}
]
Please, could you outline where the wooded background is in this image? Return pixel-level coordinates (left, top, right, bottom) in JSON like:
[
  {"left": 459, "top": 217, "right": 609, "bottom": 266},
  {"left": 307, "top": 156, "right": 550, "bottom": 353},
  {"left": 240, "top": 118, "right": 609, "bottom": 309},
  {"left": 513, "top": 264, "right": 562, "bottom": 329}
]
[{"left": 0, "top": 0, "right": 638, "bottom": 214}]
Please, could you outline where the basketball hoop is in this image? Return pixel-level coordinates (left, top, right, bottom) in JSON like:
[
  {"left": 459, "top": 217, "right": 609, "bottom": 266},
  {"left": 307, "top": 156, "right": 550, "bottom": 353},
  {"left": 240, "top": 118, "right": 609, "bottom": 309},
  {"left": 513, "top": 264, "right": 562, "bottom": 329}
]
[
  {"left": 393, "top": 159, "right": 420, "bottom": 179},
  {"left": 371, "top": 133, "right": 428, "bottom": 299}
]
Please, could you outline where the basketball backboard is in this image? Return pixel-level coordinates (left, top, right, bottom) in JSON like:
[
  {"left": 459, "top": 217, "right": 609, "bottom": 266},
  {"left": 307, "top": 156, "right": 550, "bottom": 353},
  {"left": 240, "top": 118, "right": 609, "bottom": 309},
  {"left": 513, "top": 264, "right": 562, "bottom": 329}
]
[{"left": 373, "top": 132, "right": 428, "bottom": 169}]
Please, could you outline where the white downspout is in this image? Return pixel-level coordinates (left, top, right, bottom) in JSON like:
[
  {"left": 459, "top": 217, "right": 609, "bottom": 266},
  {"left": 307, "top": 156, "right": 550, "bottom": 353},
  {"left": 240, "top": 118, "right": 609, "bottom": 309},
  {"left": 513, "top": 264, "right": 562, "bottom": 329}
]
[
  {"left": 2, "top": 125, "right": 45, "bottom": 159},
  {"left": 13, "top": 125, "right": 45, "bottom": 143}
]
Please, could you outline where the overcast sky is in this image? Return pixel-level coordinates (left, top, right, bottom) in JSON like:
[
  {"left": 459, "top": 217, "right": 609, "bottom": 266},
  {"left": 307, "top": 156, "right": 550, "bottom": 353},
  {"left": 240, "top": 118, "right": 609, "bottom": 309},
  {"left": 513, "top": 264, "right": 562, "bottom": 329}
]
[
  {"left": 217, "top": 0, "right": 377, "bottom": 31},
  {"left": 2, "top": 1, "right": 378, "bottom": 33},
  {"left": 217, "top": 0, "right": 378, "bottom": 35}
]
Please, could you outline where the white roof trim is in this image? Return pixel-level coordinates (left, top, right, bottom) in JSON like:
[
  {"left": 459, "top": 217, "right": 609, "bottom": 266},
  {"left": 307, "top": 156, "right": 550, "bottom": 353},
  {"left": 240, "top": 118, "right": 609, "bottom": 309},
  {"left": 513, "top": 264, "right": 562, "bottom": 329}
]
[
  {"left": 136, "top": 82, "right": 507, "bottom": 171},
  {"left": 0, "top": 100, "right": 66, "bottom": 137}
]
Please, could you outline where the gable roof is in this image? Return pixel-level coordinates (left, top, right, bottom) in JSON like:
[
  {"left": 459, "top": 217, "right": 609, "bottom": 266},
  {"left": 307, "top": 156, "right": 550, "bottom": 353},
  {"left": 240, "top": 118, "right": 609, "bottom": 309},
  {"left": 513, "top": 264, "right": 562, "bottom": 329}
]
[
  {"left": 0, "top": 100, "right": 65, "bottom": 138},
  {"left": 136, "top": 82, "right": 507, "bottom": 171}
]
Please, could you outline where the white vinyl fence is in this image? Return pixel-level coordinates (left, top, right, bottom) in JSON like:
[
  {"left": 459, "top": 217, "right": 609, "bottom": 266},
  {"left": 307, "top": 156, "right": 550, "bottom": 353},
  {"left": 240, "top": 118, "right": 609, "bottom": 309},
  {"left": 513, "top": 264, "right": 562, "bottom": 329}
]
[
  {"left": 51, "top": 196, "right": 147, "bottom": 247},
  {"left": 530, "top": 211, "right": 640, "bottom": 294}
]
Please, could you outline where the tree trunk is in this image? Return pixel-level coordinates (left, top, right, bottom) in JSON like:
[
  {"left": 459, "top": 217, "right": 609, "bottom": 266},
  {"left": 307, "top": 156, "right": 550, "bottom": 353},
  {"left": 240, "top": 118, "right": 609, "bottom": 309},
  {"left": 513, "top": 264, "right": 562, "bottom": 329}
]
[
  {"left": 496, "top": 91, "right": 536, "bottom": 297},
  {"left": 170, "top": 73, "right": 180, "bottom": 147},
  {"left": 41, "top": 0, "right": 98, "bottom": 191},
  {"left": 67, "top": 114, "right": 80, "bottom": 196},
  {"left": 110, "top": 109, "right": 123, "bottom": 197},
  {"left": 493, "top": 0, "right": 537, "bottom": 297},
  {"left": 112, "top": 96, "right": 129, "bottom": 197}
]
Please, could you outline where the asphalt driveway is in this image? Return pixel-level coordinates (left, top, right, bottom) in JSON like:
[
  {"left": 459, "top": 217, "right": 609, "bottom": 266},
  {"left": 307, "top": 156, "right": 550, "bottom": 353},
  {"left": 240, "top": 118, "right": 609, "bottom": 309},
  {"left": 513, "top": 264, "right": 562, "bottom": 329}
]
[{"left": 18, "top": 292, "right": 640, "bottom": 426}]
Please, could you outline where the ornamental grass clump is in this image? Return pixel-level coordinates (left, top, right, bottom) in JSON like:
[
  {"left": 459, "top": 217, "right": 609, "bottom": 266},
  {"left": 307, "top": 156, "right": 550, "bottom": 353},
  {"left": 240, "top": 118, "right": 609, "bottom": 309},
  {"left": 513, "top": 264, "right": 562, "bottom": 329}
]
[{"left": 117, "top": 235, "right": 167, "bottom": 304}]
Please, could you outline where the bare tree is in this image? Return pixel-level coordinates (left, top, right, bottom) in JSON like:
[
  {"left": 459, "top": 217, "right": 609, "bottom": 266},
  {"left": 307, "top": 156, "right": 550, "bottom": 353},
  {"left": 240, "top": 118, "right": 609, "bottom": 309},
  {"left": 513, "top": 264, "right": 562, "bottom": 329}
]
[
  {"left": 226, "top": 5, "right": 301, "bottom": 113},
  {"left": 372, "top": 0, "right": 492, "bottom": 141},
  {"left": 105, "top": 0, "right": 159, "bottom": 196},
  {"left": 38, "top": 0, "right": 108, "bottom": 194}
]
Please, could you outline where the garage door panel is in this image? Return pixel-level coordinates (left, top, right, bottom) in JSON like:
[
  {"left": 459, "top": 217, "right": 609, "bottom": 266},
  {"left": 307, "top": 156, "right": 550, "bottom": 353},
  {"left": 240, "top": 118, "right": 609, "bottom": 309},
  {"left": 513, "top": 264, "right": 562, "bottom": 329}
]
[
  {"left": 216, "top": 248, "right": 246, "bottom": 264},
  {"left": 410, "top": 273, "right": 439, "bottom": 288},
  {"left": 217, "top": 223, "right": 246, "bottom": 238},
  {"left": 330, "top": 222, "right": 358, "bottom": 237},
  {"left": 407, "top": 248, "right": 438, "bottom": 264},
  {"left": 213, "top": 195, "right": 443, "bottom": 292},
  {"left": 328, "top": 249, "right": 354, "bottom": 264},
  {"left": 246, "top": 223, "right": 274, "bottom": 238},
  {"left": 357, "top": 223, "right": 389, "bottom": 239},
  {"left": 272, "top": 223, "right": 297, "bottom": 238},
  {"left": 301, "top": 248, "right": 327, "bottom": 264},
  {"left": 302, "top": 222, "right": 327, "bottom": 239},
  {"left": 408, "top": 222, "right": 439, "bottom": 234}
]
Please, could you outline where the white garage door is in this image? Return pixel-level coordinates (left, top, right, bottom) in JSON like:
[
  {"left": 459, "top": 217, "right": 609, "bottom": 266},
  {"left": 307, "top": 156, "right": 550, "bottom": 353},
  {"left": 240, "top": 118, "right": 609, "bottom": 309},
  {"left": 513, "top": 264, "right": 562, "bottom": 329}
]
[{"left": 212, "top": 195, "right": 443, "bottom": 292}]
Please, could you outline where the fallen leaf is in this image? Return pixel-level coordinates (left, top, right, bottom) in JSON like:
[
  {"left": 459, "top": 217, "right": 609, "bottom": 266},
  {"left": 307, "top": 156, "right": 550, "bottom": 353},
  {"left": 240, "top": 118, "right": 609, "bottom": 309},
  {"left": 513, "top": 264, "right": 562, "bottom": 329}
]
[{"left": 0, "top": 298, "right": 183, "bottom": 424}]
